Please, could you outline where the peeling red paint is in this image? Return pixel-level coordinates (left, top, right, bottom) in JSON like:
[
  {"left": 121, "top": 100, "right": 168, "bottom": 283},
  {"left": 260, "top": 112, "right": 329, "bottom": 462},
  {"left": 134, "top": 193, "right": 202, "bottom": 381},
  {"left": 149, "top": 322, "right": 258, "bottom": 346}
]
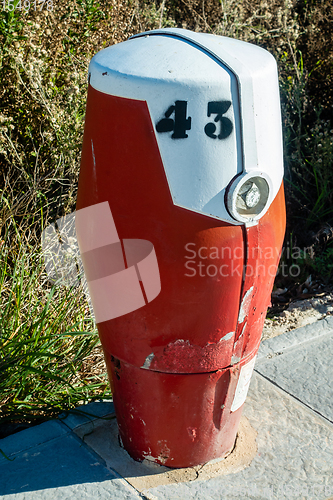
[
  {"left": 149, "top": 335, "right": 235, "bottom": 373},
  {"left": 238, "top": 286, "right": 254, "bottom": 324},
  {"left": 187, "top": 427, "right": 197, "bottom": 441}
]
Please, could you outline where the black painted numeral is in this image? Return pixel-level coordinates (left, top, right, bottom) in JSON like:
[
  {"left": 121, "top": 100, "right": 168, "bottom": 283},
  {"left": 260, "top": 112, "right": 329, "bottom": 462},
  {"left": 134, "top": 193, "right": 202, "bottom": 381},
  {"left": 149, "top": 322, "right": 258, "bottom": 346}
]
[
  {"left": 156, "top": 100, "right": 233, "bottom": 140},
  {"left": 204, "top": 101, "right": 233, "bottom": 140},
  {"left": 156, "top": 101, "right": 192, "bottom": 139}
]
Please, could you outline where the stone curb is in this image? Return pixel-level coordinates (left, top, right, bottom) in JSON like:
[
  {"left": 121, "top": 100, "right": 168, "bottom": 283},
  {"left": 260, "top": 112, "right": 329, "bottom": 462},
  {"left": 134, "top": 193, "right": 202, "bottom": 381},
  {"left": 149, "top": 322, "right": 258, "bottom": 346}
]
[{"left": 257, "top": 315, "right": 333, "bottom": 362}]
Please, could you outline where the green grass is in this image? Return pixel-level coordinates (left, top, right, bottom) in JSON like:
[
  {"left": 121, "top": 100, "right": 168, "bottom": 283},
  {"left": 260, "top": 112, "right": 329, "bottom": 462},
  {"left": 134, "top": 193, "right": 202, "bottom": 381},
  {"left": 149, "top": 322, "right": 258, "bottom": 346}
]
[{"left": 0, "top": 229, "right": 110, "bottom": 425}]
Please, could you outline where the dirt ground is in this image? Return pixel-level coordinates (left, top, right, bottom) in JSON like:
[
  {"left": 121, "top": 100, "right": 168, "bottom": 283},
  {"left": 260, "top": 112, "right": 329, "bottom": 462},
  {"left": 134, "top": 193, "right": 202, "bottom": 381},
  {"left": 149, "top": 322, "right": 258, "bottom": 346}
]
[{"left": 262, "top": 293, "right": 333, "bottom": 341}]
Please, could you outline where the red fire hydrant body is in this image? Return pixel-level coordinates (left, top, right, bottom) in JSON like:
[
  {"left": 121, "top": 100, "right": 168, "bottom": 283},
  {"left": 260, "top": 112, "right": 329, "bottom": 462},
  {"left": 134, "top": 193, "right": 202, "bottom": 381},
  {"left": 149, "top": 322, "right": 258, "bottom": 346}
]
[{"left": 76, "top": 29, "right": 286, "bottom": 468}]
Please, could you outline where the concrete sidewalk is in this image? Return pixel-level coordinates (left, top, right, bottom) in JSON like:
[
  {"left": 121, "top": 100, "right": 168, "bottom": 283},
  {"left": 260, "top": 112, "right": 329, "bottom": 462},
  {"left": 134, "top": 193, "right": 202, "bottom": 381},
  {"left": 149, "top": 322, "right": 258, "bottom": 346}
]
[{"left": 1, "top": 317, "right": 333, "bottom": 500}]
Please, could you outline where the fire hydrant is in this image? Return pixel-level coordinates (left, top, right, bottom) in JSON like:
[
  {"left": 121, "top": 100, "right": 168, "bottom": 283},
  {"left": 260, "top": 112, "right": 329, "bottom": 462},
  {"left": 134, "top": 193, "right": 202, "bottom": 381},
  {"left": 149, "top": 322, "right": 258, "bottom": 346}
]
[{"left": 75, "top": 28, "right": 286, "bottom": 468}]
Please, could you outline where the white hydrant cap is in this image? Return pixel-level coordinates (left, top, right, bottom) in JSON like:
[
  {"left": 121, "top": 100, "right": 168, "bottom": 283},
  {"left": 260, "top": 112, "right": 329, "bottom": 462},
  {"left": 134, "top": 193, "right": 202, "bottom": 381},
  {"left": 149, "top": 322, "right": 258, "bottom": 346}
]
[{"left": 88, "top": 28, "right": 284, "bottom": 225}]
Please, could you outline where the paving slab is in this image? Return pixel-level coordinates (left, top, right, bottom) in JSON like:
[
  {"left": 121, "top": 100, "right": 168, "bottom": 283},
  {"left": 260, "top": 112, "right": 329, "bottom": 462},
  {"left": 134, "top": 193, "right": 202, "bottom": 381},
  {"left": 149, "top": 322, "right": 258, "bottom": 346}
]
[
  {"left": 257, "top": 315, "right": 333, "bottom": 360},
  {"left": 59, "top": 400, "right": 116, "bottom": 431},
  {"left": 0, "top": 412, "right": 141, "bottom": 500},
  {"left": 256, "top": 316, "right": 333, "bottom": 422}
]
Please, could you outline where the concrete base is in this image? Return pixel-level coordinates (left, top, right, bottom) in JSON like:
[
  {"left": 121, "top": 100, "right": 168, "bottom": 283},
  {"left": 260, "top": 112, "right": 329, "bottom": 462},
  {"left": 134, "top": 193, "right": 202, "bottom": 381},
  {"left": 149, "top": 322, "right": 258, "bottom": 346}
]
[{"left": 74, "top": 414, "right": 258, "bottom": 492}]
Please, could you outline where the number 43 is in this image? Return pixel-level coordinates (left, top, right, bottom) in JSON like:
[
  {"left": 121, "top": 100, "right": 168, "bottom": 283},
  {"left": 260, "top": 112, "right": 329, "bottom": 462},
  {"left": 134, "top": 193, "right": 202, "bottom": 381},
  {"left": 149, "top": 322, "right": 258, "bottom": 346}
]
[{"left": 156, "top": 100, "right": 233, "bottom": 140}]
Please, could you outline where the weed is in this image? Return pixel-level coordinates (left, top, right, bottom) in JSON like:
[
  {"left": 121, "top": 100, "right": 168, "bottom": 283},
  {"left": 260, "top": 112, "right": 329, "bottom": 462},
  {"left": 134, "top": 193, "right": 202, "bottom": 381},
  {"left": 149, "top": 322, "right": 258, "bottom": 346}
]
[{"left": 0, "top": 229, "right": 110, "bottom": 424}]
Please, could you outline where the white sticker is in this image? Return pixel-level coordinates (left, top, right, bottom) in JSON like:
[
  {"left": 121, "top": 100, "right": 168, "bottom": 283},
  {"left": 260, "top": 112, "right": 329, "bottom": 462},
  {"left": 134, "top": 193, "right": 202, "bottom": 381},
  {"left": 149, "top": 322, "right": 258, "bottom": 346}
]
[{"left": 231, "top": 355, "right": 257, "bottom": 412}]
